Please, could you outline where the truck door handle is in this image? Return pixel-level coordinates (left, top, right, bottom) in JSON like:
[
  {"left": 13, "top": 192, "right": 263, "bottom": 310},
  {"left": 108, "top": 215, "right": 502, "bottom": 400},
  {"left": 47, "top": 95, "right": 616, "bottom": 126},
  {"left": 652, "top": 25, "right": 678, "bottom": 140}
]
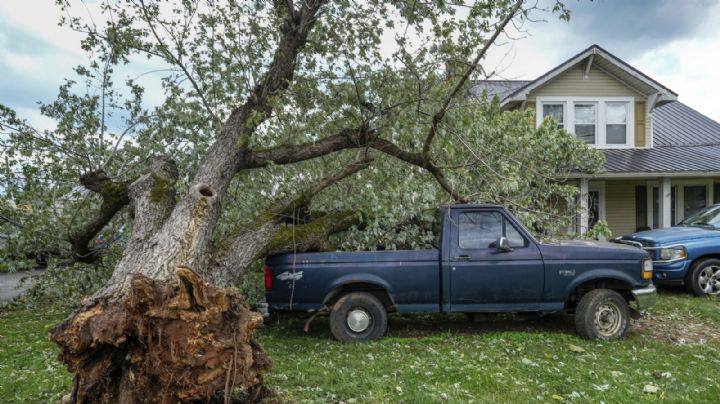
[{"left": 453, "top": 255, "right": 471, "bottom": 261}]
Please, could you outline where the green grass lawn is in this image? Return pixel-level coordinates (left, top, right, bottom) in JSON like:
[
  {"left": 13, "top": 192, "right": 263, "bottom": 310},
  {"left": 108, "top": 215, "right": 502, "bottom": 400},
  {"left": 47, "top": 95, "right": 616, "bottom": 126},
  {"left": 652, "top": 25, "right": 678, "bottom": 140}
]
[
  {"left": 0, "top": 308, "right": 71, "bottom": 402},
  {"left": 1, "top": 290, "right": 719, "bottom": 403}
]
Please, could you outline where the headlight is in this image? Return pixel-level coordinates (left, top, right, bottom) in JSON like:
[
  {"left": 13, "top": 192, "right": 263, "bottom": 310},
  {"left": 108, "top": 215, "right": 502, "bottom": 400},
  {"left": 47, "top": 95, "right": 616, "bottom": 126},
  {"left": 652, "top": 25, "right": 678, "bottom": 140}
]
[
  {"left": 642, "top": 258, "right": 653, "bottom": 280},
  {"left": 659, "top": 246, "right": 687, "bottom": 261}
]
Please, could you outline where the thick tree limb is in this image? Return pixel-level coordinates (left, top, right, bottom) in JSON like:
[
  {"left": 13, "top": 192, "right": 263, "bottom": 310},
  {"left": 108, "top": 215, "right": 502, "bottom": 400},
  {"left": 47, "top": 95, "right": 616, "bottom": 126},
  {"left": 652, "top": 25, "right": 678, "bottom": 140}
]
[
  {"left": 192, "top": 0, "right": 327, "bottom": 194},
  {"left": 266, "top": 210, "right": 363, "bottom": 256},
  {"left": 246, "top": 127, "right": 376, "bottom": 168},
  {"left": 68, "top": 170, "right": 130, "bottom": 263},
  {"left": 126, "top": 156, "right": 179, "bottom": 246},
  {"left": 369, "top": 137, "right": 467, "bottom": 203},
  {"left": 268, "top": 157, "right": 374, "bottom": 217},
  {"left": 212, "top": 158, "right": 372, "bottom": 285}
]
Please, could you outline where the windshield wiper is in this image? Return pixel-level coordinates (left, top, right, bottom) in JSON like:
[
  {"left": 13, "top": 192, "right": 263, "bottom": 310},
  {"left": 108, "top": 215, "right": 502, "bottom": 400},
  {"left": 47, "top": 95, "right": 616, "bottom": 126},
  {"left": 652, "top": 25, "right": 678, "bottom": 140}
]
[{"left": 688, "top": 222, "right": 716, "bottom": 229}]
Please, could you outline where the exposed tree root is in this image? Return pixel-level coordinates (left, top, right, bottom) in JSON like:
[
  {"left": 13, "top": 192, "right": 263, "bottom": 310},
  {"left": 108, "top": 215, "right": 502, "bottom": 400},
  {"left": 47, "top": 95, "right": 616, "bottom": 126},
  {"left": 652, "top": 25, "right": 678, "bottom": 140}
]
[{"left": 50, "top": 267, "right": 272, "bottom": 403}]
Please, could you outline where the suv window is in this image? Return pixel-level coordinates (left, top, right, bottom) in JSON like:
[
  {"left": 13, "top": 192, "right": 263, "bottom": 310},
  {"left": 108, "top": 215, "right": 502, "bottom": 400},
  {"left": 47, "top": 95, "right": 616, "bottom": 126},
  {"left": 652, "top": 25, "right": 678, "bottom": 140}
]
[{"left": 458, "top": 211, "right": 526, "bottom": 249}]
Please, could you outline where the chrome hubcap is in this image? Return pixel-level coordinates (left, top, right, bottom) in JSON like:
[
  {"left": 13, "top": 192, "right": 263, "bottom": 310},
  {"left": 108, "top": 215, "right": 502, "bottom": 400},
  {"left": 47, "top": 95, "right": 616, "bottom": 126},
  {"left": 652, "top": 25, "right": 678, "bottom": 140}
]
[
  {"left": 595, "top": 302, "right": 623, "bottom": 337},
  {"left": 346, "top": 308, "right": 371, "bottom": 333},
  {"left": 699, "top": 265, "right": 720, "bottom": 295}
]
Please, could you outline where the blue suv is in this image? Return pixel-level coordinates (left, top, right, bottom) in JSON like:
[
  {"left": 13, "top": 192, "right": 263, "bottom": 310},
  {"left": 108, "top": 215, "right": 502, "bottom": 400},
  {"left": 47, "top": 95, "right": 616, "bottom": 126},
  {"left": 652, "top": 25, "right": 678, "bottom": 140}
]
[{"left": 618, "top": 204, "right": 720, "bottom": 296}]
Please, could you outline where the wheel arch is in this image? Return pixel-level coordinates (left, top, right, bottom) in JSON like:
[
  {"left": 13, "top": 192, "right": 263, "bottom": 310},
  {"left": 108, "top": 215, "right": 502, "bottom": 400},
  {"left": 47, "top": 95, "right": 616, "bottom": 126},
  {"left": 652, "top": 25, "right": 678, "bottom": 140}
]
[
  {"left": 687, "top": 254, "right": 720, "bottom": 273},
  {"left": 565, "top": 275, "right": 635, "bottom": 310},
  {"left": 323, "top": 277, "right": 395, "bottom": 311}
]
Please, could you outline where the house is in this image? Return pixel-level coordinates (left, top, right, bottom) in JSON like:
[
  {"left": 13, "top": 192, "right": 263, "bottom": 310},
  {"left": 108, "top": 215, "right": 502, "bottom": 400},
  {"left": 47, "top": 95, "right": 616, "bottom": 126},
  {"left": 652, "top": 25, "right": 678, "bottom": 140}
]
[{"left": 472, "top": 44, "right": 720, "bottom": 237}]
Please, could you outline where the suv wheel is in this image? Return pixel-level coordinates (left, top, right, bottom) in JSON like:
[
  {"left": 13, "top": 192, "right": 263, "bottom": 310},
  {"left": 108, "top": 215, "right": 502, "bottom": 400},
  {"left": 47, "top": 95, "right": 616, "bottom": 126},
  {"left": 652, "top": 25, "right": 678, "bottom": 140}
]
[
  {"left": 575, "top": 289, "right": 630, "bottom": 340},
  {"left": 329, "top": 292, "right": 387, "bottom": 342},
  {"left": 686, "top": 258, "right": 720, "bottom": 296}
]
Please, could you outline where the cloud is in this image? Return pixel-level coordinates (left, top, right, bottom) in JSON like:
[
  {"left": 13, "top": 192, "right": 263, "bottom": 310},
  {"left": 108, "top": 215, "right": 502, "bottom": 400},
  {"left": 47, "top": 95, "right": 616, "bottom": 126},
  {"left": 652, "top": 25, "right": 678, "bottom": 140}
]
[
  {"left": 0, "top": 0, "right": 169, "bottom": 132},
  {"left": 564, "top": 0, "right": 717, "bottom": 55}
]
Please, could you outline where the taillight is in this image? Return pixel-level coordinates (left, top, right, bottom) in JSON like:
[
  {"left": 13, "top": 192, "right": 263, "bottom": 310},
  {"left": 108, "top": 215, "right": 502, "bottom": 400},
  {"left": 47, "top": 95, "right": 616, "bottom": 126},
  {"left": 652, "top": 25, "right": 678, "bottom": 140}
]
[{"left": 264, "top": 265, "right": 273, "bottom": 290}]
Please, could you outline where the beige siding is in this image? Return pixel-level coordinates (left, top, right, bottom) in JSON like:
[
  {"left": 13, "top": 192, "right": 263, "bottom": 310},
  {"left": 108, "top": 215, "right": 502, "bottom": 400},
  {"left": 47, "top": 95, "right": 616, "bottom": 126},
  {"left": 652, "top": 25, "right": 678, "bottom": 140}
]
[
  {"left": 527, "top": 65, "right": 642, "bottom": 100},
  {"left": 605, "top": 181, "right": 637, "bottom": 236},
  {"left": 635, "top": 101, "right": 646, "bottom": 147}
]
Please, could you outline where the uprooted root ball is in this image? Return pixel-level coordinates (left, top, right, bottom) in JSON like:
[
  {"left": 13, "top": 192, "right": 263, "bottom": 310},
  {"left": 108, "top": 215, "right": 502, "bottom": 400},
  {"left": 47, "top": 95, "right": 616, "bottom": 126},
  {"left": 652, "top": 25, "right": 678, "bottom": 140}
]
[{"left": 50, "top": 267, "right": 273, "bottom": 403}]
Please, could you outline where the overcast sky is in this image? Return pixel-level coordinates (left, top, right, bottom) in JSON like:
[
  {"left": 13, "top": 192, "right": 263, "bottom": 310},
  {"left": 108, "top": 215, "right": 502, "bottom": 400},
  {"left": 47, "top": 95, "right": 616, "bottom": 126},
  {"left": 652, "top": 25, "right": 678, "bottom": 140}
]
[{"left": 1, "top": 0, "right": 719, "bottom": 129}]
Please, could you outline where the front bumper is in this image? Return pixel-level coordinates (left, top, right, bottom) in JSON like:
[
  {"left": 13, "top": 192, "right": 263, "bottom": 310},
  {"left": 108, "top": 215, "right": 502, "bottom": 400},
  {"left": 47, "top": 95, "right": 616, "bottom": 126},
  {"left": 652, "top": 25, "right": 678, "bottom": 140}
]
[
  {"left": 631, "top": 284, "right": 658, "bottom": 310},
  {"left": 652, "top": 259, "right": 690, "bottom": 283}
]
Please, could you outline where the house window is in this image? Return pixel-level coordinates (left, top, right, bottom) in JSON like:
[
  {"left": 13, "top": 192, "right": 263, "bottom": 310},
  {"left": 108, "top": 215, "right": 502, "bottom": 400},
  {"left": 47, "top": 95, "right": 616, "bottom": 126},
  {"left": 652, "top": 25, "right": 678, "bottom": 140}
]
[
  {"left": 606, "top": 102, "right": 628, "bottom": 144},
  {"left": 536, "top": 97, "right": 635, "bottom": 148},
  {"left": 574, "top": 103, "right": 596, "bottom": 144},
  {"left": 542, "top": 103, "right": 565, "bottom": 129},
  {"left": 684, "top": 185, "right": 707, "bottom": 218}
]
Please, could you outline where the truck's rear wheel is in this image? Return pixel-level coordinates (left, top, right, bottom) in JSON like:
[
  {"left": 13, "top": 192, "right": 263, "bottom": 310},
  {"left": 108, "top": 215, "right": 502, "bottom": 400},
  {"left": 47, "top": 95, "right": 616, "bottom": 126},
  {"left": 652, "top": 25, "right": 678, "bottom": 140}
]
[
  {"left": 329, "top": 292, "right": 387, "bottom": 342},
  {"left": 574, "top": 289, "right": 629, "bottom": 340}
]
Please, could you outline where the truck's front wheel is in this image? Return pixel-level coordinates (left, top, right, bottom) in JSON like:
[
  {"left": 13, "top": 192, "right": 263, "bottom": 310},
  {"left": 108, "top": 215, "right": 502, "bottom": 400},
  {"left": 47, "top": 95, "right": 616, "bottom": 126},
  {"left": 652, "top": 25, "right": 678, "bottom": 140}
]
[
  {"left": 329, "top": 292, "right": 387, "bottom": 342},
  {"left": 574, "top": 289, "right": 629, "bottom": 340},
  {"left": 686, "top": 258, "right": 720, "bottom": 296}
]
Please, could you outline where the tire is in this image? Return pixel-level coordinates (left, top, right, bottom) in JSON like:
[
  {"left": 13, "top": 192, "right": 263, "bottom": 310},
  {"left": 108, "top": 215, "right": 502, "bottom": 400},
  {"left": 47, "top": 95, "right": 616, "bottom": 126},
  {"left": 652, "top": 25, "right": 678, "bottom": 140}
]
[
  {"left": 574, "top": 289, "right": 630, "bottom": 340},
  {"left": 329, "top": 292, "right": 387, "bottom": 342},
  {"left": 686, "top": 258, "right": 720, "bottom": 297}
]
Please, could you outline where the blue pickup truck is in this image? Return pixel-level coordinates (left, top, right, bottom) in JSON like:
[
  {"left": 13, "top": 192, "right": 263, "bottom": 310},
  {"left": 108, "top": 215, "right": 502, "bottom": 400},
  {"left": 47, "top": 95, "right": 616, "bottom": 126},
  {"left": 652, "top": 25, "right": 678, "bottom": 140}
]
[
  {"left": 265, "top": 204, "right": 657, "bottom": 341},
  {"left": 618, "top": 204, "right": 720, "bottom": 296}
]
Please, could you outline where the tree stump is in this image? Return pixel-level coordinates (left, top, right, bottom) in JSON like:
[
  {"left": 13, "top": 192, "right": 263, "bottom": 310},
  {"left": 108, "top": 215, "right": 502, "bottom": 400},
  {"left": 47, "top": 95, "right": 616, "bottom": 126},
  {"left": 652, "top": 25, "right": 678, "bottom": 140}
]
[{"left": 50, "top": 267, "right": 273, "bottom": 403}]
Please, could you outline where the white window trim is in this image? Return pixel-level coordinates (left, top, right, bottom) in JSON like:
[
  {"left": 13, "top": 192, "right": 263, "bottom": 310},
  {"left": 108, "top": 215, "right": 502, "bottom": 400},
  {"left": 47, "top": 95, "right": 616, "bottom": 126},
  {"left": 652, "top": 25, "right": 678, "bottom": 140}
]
[{"left": 536, "top": 96, "right": 635, "bottom": 149}]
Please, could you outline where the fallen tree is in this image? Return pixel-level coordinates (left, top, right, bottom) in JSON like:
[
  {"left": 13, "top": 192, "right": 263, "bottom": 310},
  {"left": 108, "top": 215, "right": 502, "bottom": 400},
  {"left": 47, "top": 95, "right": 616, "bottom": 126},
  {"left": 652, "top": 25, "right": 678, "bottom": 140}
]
[{"left": 0, "top": 1, "right": 603, "bottom": 402}]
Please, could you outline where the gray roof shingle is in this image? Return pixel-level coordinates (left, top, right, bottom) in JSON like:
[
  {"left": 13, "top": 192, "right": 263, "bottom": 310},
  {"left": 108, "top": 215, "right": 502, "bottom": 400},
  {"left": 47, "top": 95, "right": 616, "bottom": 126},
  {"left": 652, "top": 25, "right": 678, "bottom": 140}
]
[
  {"left": 653, "top": 101, "right": 720, "bottom": 146},
  {"left": 603, "top": 145, "right": 720, "bottom": 173},
  {"left": 469, "top": 80, "right": 531, "bottom": 100}
]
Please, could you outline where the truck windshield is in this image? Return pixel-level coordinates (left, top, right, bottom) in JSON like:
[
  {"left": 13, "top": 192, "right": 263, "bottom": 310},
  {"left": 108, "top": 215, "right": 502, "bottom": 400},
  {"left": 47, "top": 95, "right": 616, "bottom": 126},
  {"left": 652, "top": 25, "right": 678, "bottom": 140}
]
[{"left": 680, "top": 205, "right": 720, "bottom": 229}]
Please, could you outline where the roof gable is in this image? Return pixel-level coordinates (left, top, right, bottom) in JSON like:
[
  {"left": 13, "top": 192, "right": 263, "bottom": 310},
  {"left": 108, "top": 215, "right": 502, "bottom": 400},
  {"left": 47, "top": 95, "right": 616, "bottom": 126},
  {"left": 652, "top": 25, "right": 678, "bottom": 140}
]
[{"left": 503, "top": 44, "right": 677, "bottom": 105}]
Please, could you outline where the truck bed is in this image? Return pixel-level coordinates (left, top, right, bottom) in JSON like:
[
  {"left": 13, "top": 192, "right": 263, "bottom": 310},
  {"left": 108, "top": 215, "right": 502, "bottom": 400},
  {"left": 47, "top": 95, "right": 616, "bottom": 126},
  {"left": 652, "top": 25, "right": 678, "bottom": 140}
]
[{"left": 265, "top": 249, "right": 440, "bottom": 312}]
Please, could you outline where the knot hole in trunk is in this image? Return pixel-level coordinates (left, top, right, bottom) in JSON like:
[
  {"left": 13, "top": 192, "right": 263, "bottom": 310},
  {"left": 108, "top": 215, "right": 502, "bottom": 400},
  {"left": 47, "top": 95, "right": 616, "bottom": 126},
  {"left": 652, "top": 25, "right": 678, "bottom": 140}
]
[{"left": 198, "top": 186, "right": 214, "bottom": 198}]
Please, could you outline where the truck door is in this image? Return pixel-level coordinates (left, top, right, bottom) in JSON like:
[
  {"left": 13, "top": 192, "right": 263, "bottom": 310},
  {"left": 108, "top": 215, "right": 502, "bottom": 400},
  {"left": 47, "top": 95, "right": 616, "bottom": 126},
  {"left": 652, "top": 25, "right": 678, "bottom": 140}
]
[{"left": 448, "top": 209, "right": 544, "bottom": 309}]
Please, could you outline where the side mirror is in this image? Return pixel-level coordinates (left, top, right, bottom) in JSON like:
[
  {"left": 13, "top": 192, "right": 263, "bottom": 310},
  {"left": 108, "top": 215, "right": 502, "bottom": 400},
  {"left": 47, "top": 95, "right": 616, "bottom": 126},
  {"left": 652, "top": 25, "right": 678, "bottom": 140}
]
[{"left": 496, "top": 236, "right": 512, "bottom": 252}]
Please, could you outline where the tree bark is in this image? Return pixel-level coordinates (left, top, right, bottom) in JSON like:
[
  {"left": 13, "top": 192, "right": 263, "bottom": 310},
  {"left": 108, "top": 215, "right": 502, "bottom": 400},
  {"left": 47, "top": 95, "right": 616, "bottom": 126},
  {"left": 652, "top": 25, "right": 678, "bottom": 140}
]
[{"left": 68, "top": 170, "right": 131, "bottom": 263}]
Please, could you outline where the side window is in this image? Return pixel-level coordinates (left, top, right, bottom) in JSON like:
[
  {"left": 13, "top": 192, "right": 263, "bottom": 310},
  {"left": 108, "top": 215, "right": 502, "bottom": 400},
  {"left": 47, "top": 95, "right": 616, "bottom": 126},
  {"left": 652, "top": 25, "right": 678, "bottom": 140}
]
[{"left": 458, "top": 211, "right": 526, "bottom": 249}]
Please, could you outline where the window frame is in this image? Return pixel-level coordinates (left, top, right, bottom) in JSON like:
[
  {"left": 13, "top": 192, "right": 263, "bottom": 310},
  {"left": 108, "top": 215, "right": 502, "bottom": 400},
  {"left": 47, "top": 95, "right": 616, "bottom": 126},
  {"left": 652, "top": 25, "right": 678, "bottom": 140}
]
[
  {"left": 605, "top": 101, "right": 629, "bottom": 145},
  {"left": 536, "top": 96, "right": 635, "bottom": 148},
  {"left": 541, "top": 102, "right": 566, "bottom": 130},
  {"left": 457, "top": 210, "right": 528, "bottom": 250},
  {"left": 573, "top": 102, "right": 598, "bottom": 145}
]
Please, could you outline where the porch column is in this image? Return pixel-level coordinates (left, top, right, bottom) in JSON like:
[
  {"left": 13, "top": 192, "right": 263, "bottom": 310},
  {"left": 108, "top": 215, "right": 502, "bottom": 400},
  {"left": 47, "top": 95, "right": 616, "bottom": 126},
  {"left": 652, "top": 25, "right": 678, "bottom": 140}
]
[
  {"left": 579, "top": 178, "right": 589, "bottom": 235},
  {"left": 658, "top": 177, "right": 672, "bottom": 228}
]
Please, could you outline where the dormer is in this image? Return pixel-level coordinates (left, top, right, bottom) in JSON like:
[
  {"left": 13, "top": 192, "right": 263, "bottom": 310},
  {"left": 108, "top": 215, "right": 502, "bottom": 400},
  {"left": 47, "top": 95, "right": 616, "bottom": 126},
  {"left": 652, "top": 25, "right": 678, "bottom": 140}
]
[{"left": 474, "top": 45, "right": 677, "bottom": 149}]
